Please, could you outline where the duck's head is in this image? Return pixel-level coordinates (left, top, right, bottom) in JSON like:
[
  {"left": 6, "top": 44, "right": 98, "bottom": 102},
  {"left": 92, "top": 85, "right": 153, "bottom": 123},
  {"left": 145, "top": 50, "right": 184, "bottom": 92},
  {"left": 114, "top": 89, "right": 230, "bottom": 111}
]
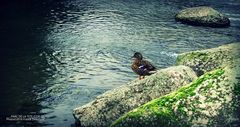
[{"left": 132, "top": 52, "right": 143, "bottom": 61}]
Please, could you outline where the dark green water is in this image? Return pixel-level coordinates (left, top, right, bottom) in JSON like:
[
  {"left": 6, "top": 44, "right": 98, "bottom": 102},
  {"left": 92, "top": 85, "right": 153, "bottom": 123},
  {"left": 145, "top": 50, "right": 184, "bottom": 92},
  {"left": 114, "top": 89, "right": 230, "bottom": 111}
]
[{"left": 0, "top": 0, "right": 240, "bottom": 126}]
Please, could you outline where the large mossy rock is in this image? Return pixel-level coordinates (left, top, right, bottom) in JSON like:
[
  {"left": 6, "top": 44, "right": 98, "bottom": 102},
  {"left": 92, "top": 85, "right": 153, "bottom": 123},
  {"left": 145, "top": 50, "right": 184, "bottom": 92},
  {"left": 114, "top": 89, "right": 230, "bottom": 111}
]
[
  {"left": 73, "top": 66, "right": 197, "bottom": 127},
  {"left": 111, "top": 43, "right": 240, "bottom": 127},
  {"left": 175, "top": 6, "right": 230, "bottom": 27},
  {"left": 176, "top": 42, "right": 240, "bottom": 76},
  {"left": 111, "top": 66, "right": 240, "bottom": 127}
]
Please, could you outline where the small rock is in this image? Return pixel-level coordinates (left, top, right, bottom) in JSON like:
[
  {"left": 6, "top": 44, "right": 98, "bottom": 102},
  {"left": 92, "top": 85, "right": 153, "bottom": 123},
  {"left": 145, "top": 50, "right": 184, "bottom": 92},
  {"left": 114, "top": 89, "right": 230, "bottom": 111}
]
[{"left": 175, "top": 6, "right": 230, "bottom": 27}]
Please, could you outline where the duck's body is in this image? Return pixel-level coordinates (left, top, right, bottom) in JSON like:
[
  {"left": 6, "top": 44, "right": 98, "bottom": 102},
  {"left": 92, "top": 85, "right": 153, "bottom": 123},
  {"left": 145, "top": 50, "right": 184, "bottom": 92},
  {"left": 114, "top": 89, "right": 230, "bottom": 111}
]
[{"left": 131, "top": 52, "right": 156, "bottom": 79}]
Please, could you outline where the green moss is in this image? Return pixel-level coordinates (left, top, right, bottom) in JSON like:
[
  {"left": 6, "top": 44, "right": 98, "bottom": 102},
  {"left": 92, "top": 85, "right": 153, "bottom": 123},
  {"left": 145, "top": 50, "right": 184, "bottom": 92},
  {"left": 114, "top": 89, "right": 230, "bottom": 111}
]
[
  {"left": 205, "top": 97, "right": 214, "bottom": 103},
  {"left": 176, "top": 52, "right": 208, "bottom": 65},
  {"left": 200, "top": 82, "right": 214, "bottom": 94},
  {"left": 206, "top": 83, "right": 213, "bottom": 89},
  {"left": 111, "top": 69, "right": 225, "bottom": 127}
]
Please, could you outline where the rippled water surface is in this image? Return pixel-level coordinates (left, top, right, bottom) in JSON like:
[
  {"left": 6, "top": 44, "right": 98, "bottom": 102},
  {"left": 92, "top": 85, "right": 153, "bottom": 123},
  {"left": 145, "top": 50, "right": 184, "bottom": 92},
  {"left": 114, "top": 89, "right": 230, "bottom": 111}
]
[{"left": 1, "top": 0, "right": 240, "bottom": 126}]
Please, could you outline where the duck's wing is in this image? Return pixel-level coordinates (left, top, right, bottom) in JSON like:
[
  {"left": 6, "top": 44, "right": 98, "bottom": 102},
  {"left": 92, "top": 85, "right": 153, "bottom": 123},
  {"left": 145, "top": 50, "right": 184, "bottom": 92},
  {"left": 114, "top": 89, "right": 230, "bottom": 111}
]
[
  {"left": 131, "top": 63, "right": 149, "bottom": 76},
  {"left": 131, "top": 60, "right": 156, "bottom": 76},
  {"left": 141, "top": 60, "right": 156, "bottom": 71}
]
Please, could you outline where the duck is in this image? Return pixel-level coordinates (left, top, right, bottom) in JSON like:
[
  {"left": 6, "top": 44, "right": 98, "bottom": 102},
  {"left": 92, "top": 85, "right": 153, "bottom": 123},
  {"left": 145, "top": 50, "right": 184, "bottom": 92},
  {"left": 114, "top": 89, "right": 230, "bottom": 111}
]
[{"left": 131, "top": 52, "right": 156, "bottom": 80}]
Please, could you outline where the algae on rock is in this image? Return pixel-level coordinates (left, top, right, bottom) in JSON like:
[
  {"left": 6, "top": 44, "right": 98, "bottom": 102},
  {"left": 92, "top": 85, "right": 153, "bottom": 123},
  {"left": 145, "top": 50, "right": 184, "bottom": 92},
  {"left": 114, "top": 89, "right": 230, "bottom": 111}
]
[
  {"left": 73, "top": 43, "right": 240, "bottom": 127},
  {"left": 111, "top": 65, "right": 240, "bottom": 127},
  {"left": 73, "top": 66, "right": 197, "bottom": 127},
  {"left": 111, "top": 43, "right": 240, "bottom": 127},
  {"left": 176, "top": 43, "right": 240, "bottom": 76}
]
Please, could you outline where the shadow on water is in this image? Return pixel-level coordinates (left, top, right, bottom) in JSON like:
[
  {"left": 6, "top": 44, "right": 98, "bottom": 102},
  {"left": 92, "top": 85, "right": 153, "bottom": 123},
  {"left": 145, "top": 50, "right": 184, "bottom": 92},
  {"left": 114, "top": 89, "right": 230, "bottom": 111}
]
[
  {"left": 0, "top": 0, "right": 101, "bottom": 126},
  {"left": 0, "top": 0, "right": 240, "bottom": 126},
  {"left": 0, "top": 0, "right": 57, "bottom": 126}
]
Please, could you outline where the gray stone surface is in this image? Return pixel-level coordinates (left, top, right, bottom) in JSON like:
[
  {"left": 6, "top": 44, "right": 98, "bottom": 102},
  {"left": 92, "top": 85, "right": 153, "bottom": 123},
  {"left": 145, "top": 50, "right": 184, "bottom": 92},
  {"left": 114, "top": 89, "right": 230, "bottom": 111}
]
[
  {"left": 112, "top": 65, "right": 240, "bottom": 127},
  {"left": 73, "top": 65, "right": 197, "bottom": 127},
  {"left": 176, "top": 42, "right": 240, "bottom": 76},
  {"left": 112, "top": 43, "right": 240, "bottom": 127},
  {"left": 175, "top": 6, "right": 230, "bottom": 27}
]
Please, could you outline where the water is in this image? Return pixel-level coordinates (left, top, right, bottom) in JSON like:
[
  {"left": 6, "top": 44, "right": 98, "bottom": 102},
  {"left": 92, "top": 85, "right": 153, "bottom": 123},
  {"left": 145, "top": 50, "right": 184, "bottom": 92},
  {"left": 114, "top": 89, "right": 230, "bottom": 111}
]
[{"left": 0, "top": 0, "right": 239, "bottom": 126}]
